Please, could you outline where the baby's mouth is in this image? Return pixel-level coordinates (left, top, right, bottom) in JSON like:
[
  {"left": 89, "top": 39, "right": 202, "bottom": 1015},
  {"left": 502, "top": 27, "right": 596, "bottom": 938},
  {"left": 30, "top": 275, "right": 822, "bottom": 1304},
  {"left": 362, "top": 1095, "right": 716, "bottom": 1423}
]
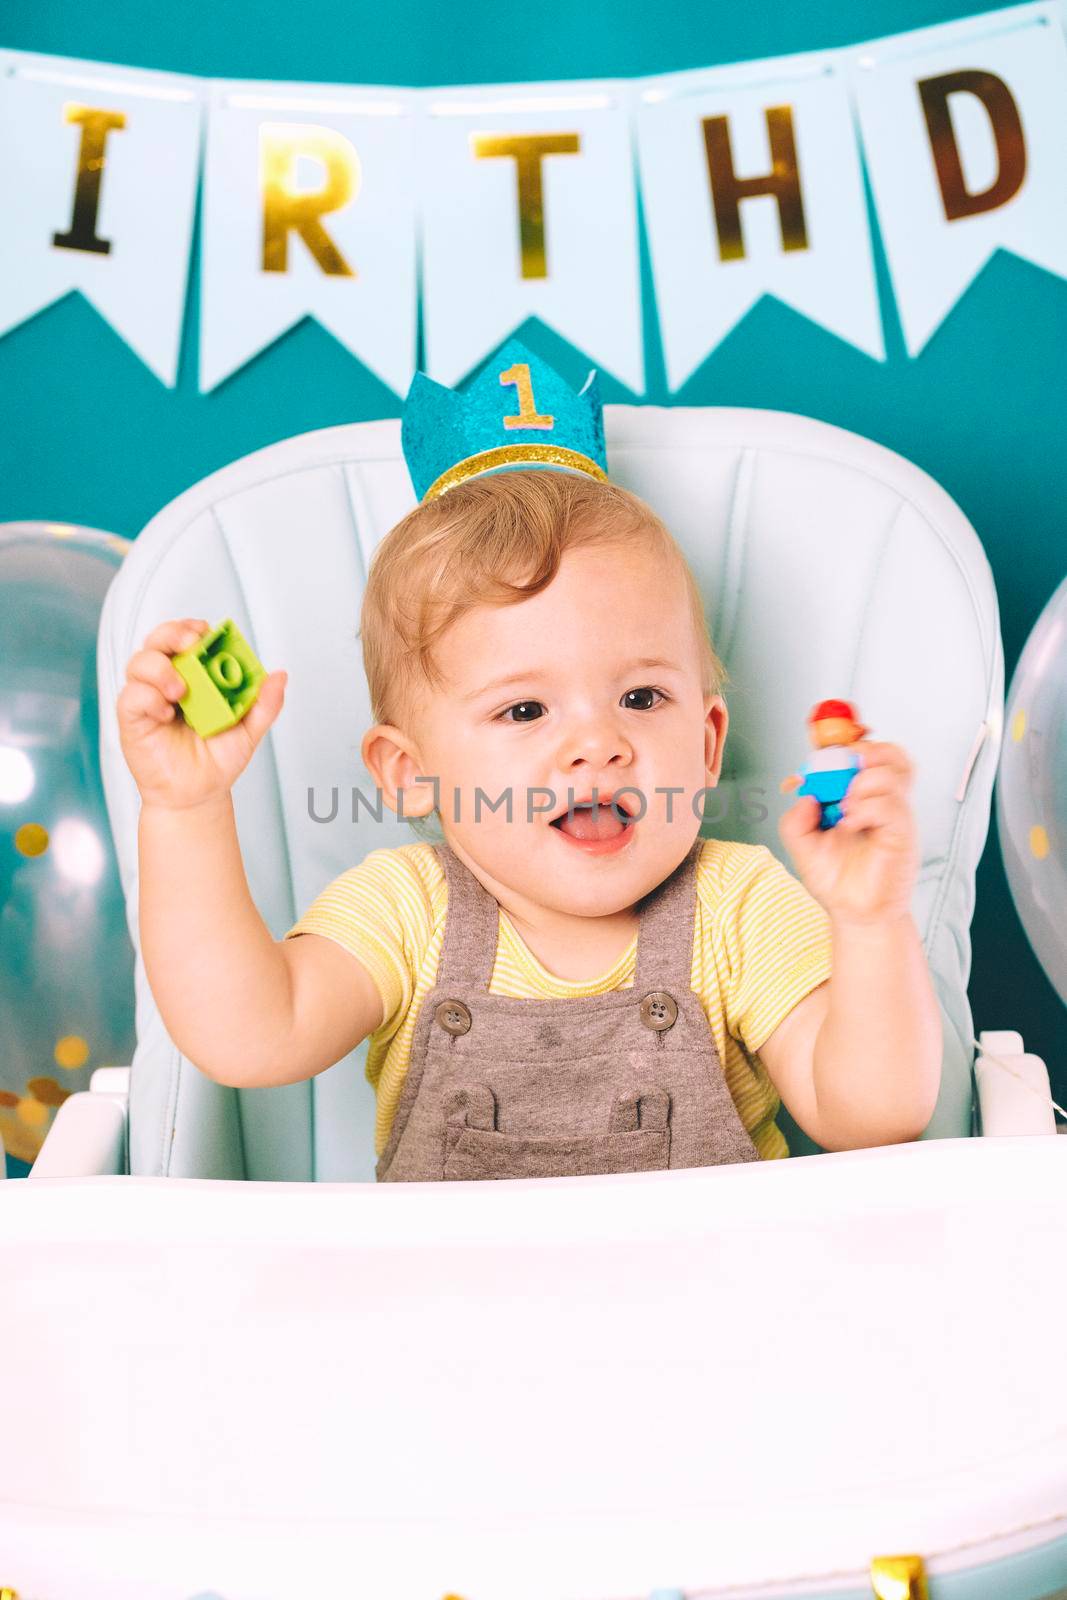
[{"left": 549, "top": 800, "right": 633, "bottom": 843}]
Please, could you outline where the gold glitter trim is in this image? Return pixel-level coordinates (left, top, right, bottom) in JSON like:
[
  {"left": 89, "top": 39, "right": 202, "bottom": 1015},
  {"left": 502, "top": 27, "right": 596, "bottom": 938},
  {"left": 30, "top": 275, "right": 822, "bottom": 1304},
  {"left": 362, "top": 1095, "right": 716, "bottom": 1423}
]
[{"left": 424, "top": 445, "right": 607, "bottom": 501}]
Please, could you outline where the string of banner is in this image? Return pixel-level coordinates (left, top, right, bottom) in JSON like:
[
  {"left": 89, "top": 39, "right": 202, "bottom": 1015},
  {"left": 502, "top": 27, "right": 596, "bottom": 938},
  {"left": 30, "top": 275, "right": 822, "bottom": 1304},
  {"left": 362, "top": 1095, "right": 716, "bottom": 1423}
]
[{"left": 2, "top": 0, "right": 1066, "bottom": 395}]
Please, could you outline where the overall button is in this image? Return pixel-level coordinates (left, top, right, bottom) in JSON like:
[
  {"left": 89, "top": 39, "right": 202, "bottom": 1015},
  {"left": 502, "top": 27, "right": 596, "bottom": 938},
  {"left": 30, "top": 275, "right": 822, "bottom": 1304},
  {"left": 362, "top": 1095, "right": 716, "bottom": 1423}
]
[
  {"left": 639, "top": 991, "right": 678, "bottom": 1031},
  {"left": 435, "top": 999, "right": 472, "bottom": 1036}
]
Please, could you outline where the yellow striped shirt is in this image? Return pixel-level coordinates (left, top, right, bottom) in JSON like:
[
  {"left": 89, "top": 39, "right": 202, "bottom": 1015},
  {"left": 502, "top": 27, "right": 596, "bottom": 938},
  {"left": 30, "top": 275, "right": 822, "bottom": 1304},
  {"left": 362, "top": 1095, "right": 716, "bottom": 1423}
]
[{"left": 284, "top": 837, "right": 833, "bottom": 1162}]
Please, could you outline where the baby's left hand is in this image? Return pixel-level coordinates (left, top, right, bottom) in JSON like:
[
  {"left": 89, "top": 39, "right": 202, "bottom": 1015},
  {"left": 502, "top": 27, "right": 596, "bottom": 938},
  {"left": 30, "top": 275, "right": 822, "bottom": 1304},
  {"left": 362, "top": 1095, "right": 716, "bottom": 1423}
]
[{"left": 778, "top": 741, "right": 920, "bottom": 927}]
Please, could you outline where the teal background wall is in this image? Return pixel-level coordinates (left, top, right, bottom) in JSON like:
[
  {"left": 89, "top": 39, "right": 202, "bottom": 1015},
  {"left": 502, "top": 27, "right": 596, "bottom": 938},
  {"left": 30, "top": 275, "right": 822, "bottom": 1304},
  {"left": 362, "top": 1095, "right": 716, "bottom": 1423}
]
[{"left": 2, "top": 0, "right": 1065, "bottom": 1172}]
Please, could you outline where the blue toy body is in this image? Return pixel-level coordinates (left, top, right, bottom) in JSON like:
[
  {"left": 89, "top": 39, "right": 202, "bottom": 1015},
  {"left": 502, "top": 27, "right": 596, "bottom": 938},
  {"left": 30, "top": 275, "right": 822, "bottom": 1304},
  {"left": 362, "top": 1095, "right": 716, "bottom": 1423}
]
[{"left": 797, "top": 748, "right": 862, "bottom": 829}]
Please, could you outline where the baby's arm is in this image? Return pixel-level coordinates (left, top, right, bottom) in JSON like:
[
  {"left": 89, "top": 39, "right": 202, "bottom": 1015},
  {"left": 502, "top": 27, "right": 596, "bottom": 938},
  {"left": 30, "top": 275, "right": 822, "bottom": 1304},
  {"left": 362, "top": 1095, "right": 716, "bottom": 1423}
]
[
  {"left": 140, "top": 796, "right": 383, "bottom": 1088},
  {"left": 808, "top": 917, "right": 940, "bottom": 1148},
  {"left": 759, "top": 921, "right": 940, "bottom": 1151},
  {"left": 774, "top": 738, "right": 942, "bottom": 1148},
  {"left": 121, "top": 617, "right": 382, "bottom": 1089}
]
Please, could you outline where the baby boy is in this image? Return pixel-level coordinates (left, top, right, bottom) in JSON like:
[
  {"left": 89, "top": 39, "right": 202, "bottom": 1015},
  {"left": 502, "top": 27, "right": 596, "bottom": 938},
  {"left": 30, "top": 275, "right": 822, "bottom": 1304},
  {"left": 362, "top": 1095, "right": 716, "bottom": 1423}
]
[{"left": 118, "top": 422, "right": 941, "bottom": 1179}]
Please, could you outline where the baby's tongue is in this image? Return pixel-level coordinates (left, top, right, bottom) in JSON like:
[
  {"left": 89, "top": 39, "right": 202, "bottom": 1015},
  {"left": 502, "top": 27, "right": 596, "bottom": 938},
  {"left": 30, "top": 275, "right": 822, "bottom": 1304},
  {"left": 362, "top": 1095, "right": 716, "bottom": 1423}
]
[{"left": 556, "top": 803, "right": 625, "bottom": 841}]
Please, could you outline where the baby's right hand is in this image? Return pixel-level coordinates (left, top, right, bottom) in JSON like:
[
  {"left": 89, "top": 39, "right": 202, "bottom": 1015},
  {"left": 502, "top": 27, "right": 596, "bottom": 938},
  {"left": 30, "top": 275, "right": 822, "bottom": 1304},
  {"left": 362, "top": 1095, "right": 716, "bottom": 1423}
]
[{"left": 117, "top": 617, "right": 288, "bottom": 811}]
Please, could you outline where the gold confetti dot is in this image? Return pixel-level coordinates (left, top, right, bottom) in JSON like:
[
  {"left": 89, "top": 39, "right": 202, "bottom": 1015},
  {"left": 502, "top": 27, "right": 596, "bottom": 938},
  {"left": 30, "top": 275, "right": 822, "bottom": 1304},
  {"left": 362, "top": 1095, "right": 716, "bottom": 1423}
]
[
  {"left": 1011, "top": 708, "right": 1027, "bottom": 742},
  {"left": 1030, "top": 825, "right": 1050, "bottom": 860},
  {"left": 14, "top": 822, "right": 49, "bottom": 857},
  {"left": 29, "top": 1076, "right": 71, "bottom": 1107},
  {"left": 54, "top": 1035, "right": 89, "bottom": 1070},
  {"left": 16, "top": 1096, "right": 48, "bottom": 1128}
]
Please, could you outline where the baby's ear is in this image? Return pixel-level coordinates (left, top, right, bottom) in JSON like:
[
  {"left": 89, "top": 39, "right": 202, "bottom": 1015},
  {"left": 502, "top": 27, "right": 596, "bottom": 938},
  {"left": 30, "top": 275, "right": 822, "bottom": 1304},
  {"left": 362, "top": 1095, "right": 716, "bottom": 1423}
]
[
  {"left": 361, "top": 724, "right": 430, "bottom": 814},
  {"left": 703, "top": 694, "right": 729, "bottom": 782}
]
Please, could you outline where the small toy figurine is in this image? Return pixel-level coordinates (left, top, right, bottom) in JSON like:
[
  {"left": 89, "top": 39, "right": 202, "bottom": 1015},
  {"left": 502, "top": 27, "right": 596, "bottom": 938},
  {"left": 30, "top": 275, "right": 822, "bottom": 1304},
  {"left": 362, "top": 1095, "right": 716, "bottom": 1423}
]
[
  {"left": 170, "top": 618, "right": 266, "bottom": 739},
  {"left": 780, "top": 698, "right": 870, "bottom": 830}
]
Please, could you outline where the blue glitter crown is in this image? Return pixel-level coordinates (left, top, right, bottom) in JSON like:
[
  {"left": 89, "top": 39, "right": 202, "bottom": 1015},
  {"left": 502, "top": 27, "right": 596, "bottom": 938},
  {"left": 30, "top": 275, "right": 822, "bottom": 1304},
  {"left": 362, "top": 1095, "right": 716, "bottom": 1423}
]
[{"left": 401, "top": 337, "right": 609, "bottom": 502}]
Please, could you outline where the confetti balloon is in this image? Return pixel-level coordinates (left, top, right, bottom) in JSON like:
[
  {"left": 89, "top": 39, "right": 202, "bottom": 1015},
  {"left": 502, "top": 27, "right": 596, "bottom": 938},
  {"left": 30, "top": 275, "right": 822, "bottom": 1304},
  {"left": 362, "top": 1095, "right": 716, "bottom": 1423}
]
[
  {"left": 996, "top": 572, "right": 1067, "bottom": 1012},
  {"left": 0, "top": 522, "right": 135, "bottom": 1168}
]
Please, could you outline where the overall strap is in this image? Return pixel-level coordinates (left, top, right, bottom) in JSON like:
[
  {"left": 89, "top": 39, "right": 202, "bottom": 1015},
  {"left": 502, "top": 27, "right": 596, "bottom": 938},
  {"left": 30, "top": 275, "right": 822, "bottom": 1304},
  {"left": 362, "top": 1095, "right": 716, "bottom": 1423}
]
[
  {"left": 433, "top": 836, "right": 704, "bottom": 997},
  {"left": 632, "top": 836, "right": 704, "bottom": 993},
  {"left": 432, "top": 843, "right": 503, "bottom": 992}
]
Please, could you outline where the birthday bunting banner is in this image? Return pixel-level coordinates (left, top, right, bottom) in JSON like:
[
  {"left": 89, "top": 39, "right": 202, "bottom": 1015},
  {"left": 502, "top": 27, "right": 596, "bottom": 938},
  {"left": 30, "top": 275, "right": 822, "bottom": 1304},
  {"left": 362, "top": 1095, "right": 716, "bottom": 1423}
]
[
  {"left": 200, "top": 78, "right": 418, "bottom": 394},
  {"left": 418, "top": 78, "right": 644, "bottom": 394},
  {"left": 1, "top": 0, "right": 1065, "bottom": 395},
  {"left": 636, "top": 47, "right": 885, "bottom": 390},
  {"left": 0, "top": 49, "right": 202, "bottom": 386},
  {"left": 852, "top": 3, "right": 1067, "bottom": 356}
]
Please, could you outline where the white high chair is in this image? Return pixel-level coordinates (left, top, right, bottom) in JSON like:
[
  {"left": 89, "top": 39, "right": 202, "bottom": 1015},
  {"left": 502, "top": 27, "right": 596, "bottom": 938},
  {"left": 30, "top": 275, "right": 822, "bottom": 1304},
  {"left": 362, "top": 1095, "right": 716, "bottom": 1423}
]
[
  {"left": 10, "top": 405, "right": 1067, "bottom": 1600},
  {"left": 36, "top": 403, "right": 1009, "bottom": 1177}
]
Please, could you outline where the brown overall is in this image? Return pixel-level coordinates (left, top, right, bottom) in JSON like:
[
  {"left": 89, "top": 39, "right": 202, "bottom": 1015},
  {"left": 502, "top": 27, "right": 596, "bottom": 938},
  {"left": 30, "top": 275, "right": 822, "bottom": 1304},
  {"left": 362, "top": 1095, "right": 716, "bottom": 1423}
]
[{"left": 376, "top": 837, "right": 761, "bottom": 1182}]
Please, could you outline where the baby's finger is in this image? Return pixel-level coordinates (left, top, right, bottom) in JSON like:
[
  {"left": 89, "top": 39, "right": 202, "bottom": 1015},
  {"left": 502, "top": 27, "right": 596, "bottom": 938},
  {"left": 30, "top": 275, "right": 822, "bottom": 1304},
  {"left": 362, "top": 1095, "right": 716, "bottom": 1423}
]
[
  {"left": 140, "top": 619, "right": 210, "bottom": 656},
  {"left": 118, "top": 679, "right": 177, "bottom": 726},
  {"left": 237, "top": 670, "right": 287, "bottom": 744},
  {"left": 853, "top": 741, "right": 915, "bottom": 784},
  {"left": 779, "top": 793, "right": 821, "bottom": 840},
  {"left": 125, "top": 647, "right": 192, "bottom": 703},
  {"left": 839, "top": 792, "right": 912, "bottom": 836},
  {"left": 845, "top": 765, "right": 909, "bottom": 802}
]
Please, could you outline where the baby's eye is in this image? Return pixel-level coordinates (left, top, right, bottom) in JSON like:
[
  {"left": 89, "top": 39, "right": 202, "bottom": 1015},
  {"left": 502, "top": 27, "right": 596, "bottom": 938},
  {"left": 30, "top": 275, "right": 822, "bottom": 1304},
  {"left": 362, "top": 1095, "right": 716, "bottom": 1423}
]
[
  {"left": 623, "top": 687, "right": 667, "bottom": 711},
  {"left": 497, "top": 700, "right": 546, "bottom": 724}
]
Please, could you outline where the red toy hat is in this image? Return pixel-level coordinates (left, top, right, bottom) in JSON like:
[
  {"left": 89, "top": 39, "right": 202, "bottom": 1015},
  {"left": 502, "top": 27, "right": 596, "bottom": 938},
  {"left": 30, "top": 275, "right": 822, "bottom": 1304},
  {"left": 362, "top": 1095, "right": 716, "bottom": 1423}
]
[{"left": 808, "top": 698, "right": 870, "bottom": 735}]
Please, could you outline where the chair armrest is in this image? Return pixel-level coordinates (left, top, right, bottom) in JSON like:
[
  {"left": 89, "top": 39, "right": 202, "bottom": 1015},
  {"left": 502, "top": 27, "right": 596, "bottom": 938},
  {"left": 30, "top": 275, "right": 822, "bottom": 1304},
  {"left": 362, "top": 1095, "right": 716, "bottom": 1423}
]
[
  {"left": 975, "top": 1032, "right": 1058, "bottom": 1137},
  {"left": 29, "top": 1067, "right": 130, "bottom": 1177}
]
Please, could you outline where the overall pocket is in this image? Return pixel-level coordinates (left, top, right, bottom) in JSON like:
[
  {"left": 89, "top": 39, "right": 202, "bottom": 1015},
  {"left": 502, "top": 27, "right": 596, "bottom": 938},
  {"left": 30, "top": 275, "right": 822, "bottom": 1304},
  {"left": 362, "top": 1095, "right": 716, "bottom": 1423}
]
[{"left": 442, "top": 1084, "right": 671, "bottom": 1181}]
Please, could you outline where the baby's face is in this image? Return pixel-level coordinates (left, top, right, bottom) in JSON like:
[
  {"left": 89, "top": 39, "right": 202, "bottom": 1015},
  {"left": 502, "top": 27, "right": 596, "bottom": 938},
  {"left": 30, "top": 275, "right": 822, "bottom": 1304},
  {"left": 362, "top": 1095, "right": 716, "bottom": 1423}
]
[{"left": 396, "top": 538, "right": 725, "bottom": 916}]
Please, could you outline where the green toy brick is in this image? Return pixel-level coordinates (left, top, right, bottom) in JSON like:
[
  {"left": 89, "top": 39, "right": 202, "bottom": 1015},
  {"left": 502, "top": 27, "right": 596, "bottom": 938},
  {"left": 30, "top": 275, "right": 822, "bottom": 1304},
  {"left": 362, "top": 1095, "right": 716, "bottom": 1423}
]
[{"left": 171, "top": 619, "right": 266, "bottom": 739}]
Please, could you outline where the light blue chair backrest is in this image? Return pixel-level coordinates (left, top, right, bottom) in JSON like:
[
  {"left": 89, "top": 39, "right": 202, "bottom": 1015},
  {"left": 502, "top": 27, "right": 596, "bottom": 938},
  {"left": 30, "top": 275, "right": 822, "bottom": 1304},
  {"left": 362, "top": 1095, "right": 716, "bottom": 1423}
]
[{"left": 97, "top": 404, "right": 1003, "bottom": 1177}]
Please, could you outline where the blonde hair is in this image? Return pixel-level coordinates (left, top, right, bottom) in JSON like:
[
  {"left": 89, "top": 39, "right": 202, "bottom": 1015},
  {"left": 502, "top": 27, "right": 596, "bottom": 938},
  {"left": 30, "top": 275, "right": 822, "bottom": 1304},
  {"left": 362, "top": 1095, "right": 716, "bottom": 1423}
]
[{"left": 359, "top": 469, "right": 728, "bottom": 836}]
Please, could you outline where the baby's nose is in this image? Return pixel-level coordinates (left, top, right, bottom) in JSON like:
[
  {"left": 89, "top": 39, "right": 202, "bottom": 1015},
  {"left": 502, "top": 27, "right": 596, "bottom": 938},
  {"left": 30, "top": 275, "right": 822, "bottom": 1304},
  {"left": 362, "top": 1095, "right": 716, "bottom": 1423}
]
[{"left": 557, "top": 714, "right": 634, "bottom": 769}]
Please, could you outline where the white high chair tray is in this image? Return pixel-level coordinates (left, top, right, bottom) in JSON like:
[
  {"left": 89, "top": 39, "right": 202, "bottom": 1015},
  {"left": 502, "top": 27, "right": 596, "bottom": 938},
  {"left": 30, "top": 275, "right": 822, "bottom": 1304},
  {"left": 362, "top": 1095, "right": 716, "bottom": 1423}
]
[{"left": 4, "top": 1136, "right": 1067, "bottom": 1600}]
